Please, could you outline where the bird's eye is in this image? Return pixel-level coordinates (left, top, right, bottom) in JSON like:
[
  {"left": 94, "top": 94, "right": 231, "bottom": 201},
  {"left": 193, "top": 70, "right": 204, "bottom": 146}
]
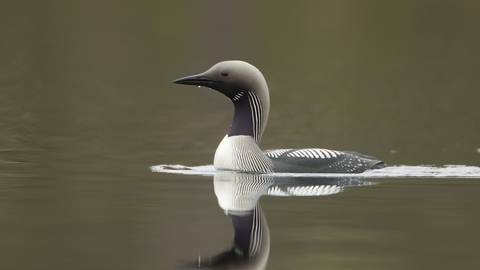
[{"left": 221, "top": 72, "right": 229, "bottom": 77}]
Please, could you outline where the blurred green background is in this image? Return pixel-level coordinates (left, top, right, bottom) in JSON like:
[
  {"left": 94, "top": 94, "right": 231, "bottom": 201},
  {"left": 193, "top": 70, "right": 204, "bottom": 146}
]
[{"left": 2, "top": 1, "right": 479, "bottom": 168}]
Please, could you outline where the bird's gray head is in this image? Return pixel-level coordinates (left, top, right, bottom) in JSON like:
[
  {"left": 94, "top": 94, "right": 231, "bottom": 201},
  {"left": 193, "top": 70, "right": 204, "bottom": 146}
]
[
  {"left": 173, "top": 60, "right": 269, "bottom": 103},
  {"left": 173, "top": 60, "right": 270, "bottom": 143}
]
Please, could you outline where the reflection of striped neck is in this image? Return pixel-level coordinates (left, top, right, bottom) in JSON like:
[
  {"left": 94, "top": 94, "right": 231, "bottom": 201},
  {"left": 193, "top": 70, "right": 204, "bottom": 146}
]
[
  {"left": 230, "top": 205, "right": 268, "bottom": 258},
  {"left": 228, "top": 91, "right": 267, "bottom": 144}
]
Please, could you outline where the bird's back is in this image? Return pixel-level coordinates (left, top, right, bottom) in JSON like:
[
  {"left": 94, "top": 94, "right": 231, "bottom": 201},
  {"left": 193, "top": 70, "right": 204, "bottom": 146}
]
[{"left": 264, "top": 148, "right": 386, "bottom": 173}]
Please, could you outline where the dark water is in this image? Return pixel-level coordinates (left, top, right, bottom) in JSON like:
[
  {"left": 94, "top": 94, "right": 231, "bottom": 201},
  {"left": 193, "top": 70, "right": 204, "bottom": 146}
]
[{"left": 1, "top": 1, "right": 480, "bottom": 269}]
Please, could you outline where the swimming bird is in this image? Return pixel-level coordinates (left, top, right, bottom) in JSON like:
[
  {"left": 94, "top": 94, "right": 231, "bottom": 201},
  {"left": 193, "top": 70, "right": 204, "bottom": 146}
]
[{"left": 173, "top": 60, "right": 386, "bottom": 173}]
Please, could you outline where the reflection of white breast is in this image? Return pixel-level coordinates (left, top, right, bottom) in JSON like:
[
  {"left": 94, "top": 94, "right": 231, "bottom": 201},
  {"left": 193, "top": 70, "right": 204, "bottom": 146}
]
[
  {"left": 214, "top": 135, "right": 274, "bottom": 173},
  {"left": 214, "top": 173, "right": 273, "bottom": 213}
]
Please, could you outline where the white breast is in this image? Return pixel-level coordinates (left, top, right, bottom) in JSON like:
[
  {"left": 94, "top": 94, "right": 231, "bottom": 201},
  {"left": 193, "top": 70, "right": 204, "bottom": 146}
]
[{"left": 214, "top": 135, "right": 274, "bottom": 173}]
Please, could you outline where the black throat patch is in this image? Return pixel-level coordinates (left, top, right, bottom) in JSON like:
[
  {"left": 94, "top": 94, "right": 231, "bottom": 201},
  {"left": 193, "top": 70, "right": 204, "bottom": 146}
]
[{"left": 228, "top": 93, "right": 254, "bottom": 137}]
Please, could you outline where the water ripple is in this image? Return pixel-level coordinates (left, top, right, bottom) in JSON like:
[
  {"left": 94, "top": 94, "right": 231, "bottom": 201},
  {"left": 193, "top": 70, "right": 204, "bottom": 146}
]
[{"left": 150, "top": 164, "right": 480, "bottom": 178}]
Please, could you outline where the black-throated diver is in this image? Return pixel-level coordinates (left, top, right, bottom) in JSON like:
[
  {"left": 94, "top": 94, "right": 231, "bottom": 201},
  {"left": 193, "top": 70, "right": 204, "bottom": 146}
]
[{"left": 173, "top": 60, "right": 386, "bottom": 173}]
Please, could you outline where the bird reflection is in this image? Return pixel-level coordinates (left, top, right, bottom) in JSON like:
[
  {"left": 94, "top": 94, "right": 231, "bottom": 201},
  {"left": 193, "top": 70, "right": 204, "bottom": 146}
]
[{"left": 181, "top": 173, "right": 373, "bottom": 269}]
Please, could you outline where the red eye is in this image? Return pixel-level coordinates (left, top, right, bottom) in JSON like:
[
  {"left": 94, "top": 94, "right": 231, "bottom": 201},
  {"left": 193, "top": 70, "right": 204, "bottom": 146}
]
[{"left": 221, "top": 72, "right": 229, "bottom": 77}]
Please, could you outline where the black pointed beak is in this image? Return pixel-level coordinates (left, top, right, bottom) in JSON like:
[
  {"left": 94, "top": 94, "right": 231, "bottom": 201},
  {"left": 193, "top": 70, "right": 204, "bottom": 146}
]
[{"left": 173, "top": 75, "right": 214, "bottom": 88}]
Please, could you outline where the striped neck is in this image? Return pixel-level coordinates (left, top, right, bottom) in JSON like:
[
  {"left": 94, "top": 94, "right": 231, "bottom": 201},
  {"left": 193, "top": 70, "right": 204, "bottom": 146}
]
[{"left": 228, "top": 91, "right": 268, "bottom": 144}]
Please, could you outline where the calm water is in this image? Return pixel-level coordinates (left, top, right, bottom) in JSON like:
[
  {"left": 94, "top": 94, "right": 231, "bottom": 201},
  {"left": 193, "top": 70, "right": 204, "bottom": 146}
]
[{"left": 1, "top": 1, "right": 480, "bottom": 269}]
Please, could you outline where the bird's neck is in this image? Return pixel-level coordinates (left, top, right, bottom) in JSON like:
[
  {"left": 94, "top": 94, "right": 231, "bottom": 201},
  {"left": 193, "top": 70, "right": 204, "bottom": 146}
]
[{"left": 228, "top": 91, "right": 269, "bottom": 144}]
